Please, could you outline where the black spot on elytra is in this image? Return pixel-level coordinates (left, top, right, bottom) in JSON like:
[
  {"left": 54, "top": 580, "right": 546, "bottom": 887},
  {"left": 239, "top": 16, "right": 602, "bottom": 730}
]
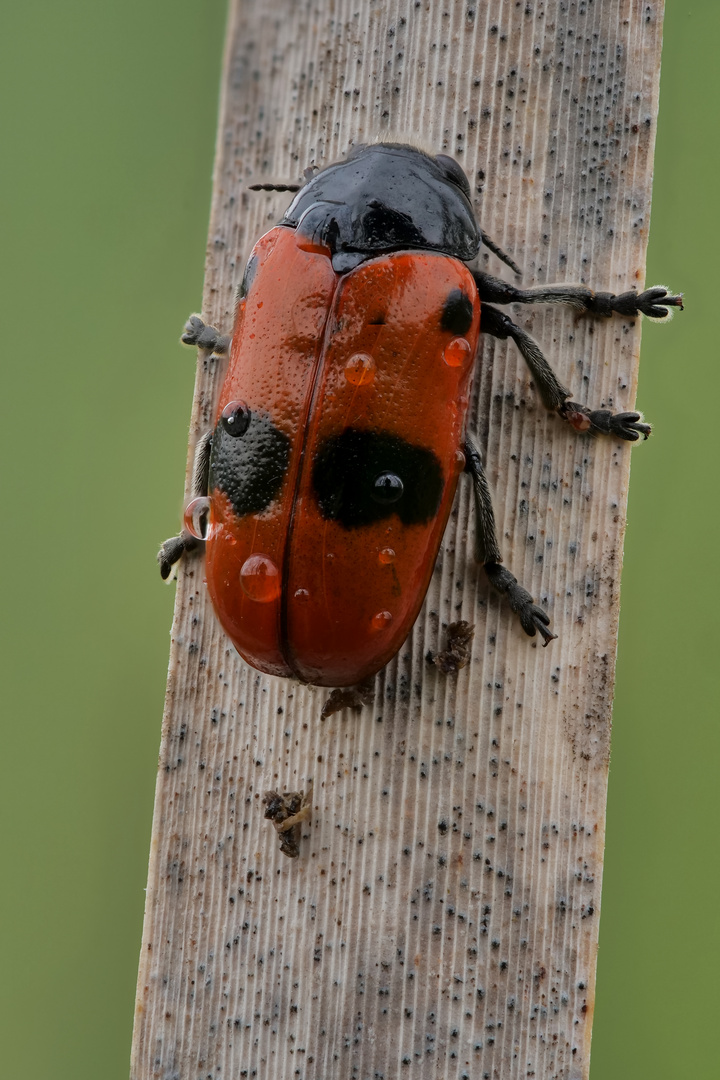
[
  {"left": 441, "top": 289, "right": 474, "bottom": 334},
  {"left": 312, "top": 428, "right": 444, "bottom": 528},
  {"left": 210, "top": 412, "right": 290, "bottom": 518}
]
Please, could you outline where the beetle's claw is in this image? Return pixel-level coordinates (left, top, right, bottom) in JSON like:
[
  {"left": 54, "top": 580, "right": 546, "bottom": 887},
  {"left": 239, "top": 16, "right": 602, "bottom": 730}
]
[
  {"left": 604, "top": 411, "right": 652, "bottom": 441},
  {"left": 562, "top": 403, "right": 652, "bottom": 441},
  {"left": 519, "top": 602, "right": 556, "bottom": 645},
  {"left": 636, "top": 286, "right": 683, "bottom": 319},
  {"left": 532, "top": 609, "right": 558, "bottom": 646}
]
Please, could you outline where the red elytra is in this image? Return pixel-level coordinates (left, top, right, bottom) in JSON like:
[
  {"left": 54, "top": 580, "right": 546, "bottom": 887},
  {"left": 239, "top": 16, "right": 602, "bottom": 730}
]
[{"left": 204, "top": 225, "right": 480, "bottom": 686}]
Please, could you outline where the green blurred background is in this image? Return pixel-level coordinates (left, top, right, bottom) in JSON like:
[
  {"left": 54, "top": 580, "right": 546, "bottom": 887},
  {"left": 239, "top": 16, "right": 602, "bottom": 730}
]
[{"left": 0, "top": 2, "right": 716, "bottom": 1077}]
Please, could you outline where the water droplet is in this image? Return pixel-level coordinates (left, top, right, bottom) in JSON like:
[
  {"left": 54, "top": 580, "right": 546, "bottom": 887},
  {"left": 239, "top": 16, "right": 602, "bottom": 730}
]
[
  {"left": 371, "top": 610, "right": 393, "bottom": 630},
  {"left": 455, "top": 449, "right": 466, "bottom": 469},
  {"left": 378, "top": 547, "right": 396, "bottom": 565},
  {"left": 240, "top": 554, "right": 281, "bottom": 603},
  {"left": 372, "top": 472, "right": 403, "bottom": 504},
  {"left": 344, "top": 353, "right": 376, "bottom": 386},
  {"left": 294, "top": 588, "right": 310, "bottom": 602},
  {"left": 220, "top": 399, "right": 251, "bottom": 437},
  {"left": 183, "top": 496, "right": 211, "bottom": 540},
  {"left": 443, "top": 336, "right": 472, "bottom": 367}
]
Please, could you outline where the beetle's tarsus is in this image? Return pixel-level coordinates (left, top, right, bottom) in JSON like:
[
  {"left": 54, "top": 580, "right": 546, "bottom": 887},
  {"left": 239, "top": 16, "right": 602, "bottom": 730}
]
[
  {"left": 157, "top": 532, "right": 200, "bottom": 580},
  {"left": 484, "top": 563, "right": 555, "bottom": 644},
  {"left": 181, "top": 314, "right": 230, "bottom": 354},
  {"left": 559, "top": 402, "right": 652, "bottom": 441},
  {"left": 635, "top": 287, "right": 683, "bottom": 319}
]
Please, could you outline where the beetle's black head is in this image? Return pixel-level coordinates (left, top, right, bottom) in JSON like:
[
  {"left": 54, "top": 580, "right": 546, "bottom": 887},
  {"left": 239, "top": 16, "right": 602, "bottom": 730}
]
[{"left": 281, "top": 143, "right": 481, "bottom": 273}]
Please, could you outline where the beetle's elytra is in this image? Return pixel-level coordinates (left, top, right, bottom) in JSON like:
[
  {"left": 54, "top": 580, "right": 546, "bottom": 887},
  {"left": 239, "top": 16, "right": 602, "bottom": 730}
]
[{"left": 160, "top": 143, "right": 681, "bottom": 688}]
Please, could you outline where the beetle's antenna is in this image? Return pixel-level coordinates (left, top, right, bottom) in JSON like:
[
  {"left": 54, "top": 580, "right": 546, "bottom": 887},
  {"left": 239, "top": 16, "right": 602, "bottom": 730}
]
[
  {"left": 480, "top": 229, "right": 522, "bottom": 277},
  {"left": 248, "top": 182, "right": 303, "bottom": 192}
]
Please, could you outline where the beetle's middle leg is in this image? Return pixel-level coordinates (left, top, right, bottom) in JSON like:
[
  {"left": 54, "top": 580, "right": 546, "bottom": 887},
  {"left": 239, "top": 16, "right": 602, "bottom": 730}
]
[
  {"left": 157, "top": 430, "right": 213, "bottom": 580},
  {"left": 463, "top": 438, "right": 556, "bottom": 646},
  {"left": 479, "top": 304, "right": 653, "bottom": 441}
]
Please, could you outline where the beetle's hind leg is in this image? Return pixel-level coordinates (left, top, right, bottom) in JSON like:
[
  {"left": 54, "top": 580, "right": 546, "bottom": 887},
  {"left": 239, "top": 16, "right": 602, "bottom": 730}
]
[
  {"left": 464, "top": 438, "right": 556, "bottom": 646},
  {"left": 480, "top": 304, "right": 652, "bottom": 441},
  {"left": 157, "top": 430, "right": 213, "bottom": 580}
]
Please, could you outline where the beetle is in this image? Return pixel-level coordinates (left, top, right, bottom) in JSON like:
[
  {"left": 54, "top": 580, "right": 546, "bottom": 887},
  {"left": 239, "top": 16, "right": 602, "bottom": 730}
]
[{"left": 159, "top": 142, "right": 681, "bottom": 688}]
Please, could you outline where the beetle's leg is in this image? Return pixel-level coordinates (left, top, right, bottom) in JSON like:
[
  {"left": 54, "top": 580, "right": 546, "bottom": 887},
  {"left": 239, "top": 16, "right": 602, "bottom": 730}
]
[
  {"left": 181, "top": 314, "right": 231, "bottom": 355},
  {"left": 190, "top": 429, "right": 213, "bottom": 497},
  {"left": 474, "top": 271, "right": 683, "bottom": 320},
  {"left": 480, "top": 304, "right": 652, "bottom": 442},
  {"left": 480, "top": 304, "right": 570, "bottom": 410},
  {"left": 463, "top": 439, "right": 502, "bottom": 565},
  {"left": 158, "top": 430, "right": 213, "bottom": 580},
  {"left": 463, "top": 438, "right": 556, "bottom": 645}
]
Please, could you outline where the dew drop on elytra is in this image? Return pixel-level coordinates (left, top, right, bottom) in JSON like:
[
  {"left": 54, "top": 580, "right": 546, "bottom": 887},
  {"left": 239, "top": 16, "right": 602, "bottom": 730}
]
[
  {"left": 372, "top": 473, "right": 403, "bottom": 504},
  {"left": 240, "top": 553, "right": 281, "bottom": 603},
  {"left": 443, "top": 336, "right": 471, "bottom": 367},
  {"left": 184, "top": 496, "right": 211, "bottom": 540},
  {"left": 378, "top": 548, "right": 396, "bottom": 565},
  {"left": 344, "top": 353, "right": 376, "bottom": 386},
  {"left": 371, "top": 610, "right": 393, "bottom": 630},
  {"left": 220, "top": 399, "right": 251, "bottom": 437}
]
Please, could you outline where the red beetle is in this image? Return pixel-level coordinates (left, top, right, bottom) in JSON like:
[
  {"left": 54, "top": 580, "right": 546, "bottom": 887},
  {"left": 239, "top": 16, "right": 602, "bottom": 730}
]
[{"left": 160, "top": 143, "right": 681, "bottom": 687}]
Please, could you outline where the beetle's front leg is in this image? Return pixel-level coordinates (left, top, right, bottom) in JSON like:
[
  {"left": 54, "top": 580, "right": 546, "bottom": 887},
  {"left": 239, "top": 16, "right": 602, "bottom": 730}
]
[
  {"left": 463, "top": 438, "right": 556, "bottom": 645},
  {"left": 481, "top": 305, "right": 652, "bottom": 442},
  {"left": 474, "top": 270, "right": 683, "bottom": 320},
  {"left": 157, "top": 430, "right": 213, "bottom": 580}
]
